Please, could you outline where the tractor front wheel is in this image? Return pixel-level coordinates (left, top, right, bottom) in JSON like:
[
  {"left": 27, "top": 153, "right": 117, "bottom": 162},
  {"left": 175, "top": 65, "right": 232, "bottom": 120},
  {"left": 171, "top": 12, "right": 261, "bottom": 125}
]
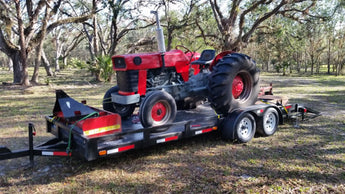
[
  {"left": 139, "top": 90, "right": 177, "bottom": 129},
  {"left": 103, "top": 86, "right": 135, "bottom": 118}
]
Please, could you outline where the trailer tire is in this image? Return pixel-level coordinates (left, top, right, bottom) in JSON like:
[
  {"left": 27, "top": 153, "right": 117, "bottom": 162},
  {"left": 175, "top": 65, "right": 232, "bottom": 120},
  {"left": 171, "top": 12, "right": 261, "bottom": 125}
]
[
  {"left": 257, "top": 108, "right": 279, "bottom": 136},
  {"left": 208, "top": 53, "right": 260, "bottom": 114},
  {"left": 103, "top": 86, "right": 136, "bottom": 118},
  {"left": 139, "top": 90, "right": 177, "bottom": 130},
  {"left": 222, "top": 112, "right": 256, "bottom": 143}
]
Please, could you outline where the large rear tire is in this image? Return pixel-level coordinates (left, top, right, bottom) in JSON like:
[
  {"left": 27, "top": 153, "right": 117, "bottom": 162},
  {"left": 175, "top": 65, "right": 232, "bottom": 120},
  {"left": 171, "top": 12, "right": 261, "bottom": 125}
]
[
  {"left": 103, "top": 86, "right": 135, "bottom": 118},
  {"left": 208, "top": 53, "right": 260, "bottom": 114},
  {"left": 139, "top": 90, "right": 177, "bottom": 129}
]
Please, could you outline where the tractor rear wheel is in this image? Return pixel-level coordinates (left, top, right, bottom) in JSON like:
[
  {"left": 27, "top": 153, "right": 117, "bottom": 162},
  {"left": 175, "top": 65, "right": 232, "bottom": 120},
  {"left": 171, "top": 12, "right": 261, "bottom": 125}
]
[
  {"left": 139, "top": 90, "right": 177, "bottom": 129},
  {"left": 103, "top": 86, "right": 135, "bottom": 118},
  {"left": 208, "top": 53, "right": 260, "bottom": 114}
]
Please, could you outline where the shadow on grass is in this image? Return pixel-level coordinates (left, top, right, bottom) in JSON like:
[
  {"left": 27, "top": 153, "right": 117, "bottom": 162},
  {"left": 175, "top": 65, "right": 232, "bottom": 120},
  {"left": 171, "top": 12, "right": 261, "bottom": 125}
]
[{"left": 1, "top": 122, "right": 344, "bottom": 192}]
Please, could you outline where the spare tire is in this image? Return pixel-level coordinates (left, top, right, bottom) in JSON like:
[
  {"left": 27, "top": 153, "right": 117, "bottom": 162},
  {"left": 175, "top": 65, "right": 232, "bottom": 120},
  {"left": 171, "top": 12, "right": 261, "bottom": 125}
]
[{"left": 208, "top": 53, "right": 260, "bottom": 114}]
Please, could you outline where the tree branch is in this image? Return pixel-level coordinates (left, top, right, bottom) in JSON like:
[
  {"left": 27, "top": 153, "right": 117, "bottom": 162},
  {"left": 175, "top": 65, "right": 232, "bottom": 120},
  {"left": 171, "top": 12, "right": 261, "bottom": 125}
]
[
  {"left": 241, "top": 0, "right": 287, "bottom": 43},
  {"left": 209, "top": 0, "right": 224, "bottom": 33}
]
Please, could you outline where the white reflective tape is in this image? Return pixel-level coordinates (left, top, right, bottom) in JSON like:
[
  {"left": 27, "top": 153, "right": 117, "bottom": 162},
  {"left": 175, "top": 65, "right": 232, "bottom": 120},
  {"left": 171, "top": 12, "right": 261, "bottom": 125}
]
[
  {"left": 42, "top": 151, "right": 54, "bottom": 156},
  {"left": 156, "top": 138, "right": 166, "bottom": 144},
  {"left": 107, "top": 148, "right": 119, "bottom": 154},
  {"left": 195, "top": 130, "right": 202, "bottom": 135}
]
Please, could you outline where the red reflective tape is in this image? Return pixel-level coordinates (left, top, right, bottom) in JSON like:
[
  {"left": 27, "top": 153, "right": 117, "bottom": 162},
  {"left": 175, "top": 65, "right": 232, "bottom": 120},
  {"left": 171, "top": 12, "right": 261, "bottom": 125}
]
[
  {"left": 285, "top": 105, "right": 292, "bottom": 109},
  {"left": 165, "top": 136, "right": 178, "bottom": 142},
  {"left": 54, "top": 152, "right": 71, "bottom": 156},
  {"left": 202, "top": 128, "right": 213, "bottom": 133},
  {"left": 118, "top": 91, "right": 135, "bottom": 96},
  {"left": 118, "top": 144, "right": 135, "bottom": 152}
]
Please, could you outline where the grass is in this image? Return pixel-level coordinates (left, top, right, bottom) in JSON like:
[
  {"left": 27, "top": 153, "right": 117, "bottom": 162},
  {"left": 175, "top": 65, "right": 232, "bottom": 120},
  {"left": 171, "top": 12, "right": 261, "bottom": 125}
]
[{"left": 1, "top": 68, "right": 345, "bottom": 193}]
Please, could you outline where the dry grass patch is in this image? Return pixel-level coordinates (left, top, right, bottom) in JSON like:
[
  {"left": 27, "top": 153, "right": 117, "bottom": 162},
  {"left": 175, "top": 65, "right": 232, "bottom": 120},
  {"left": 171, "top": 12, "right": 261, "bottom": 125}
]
[{"left": 1, "top": 70, "right": 345, "bottom": 193}]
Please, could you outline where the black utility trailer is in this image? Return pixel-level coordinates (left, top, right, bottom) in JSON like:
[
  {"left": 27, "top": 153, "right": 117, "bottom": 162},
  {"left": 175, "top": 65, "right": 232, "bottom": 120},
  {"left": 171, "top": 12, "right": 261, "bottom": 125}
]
[{"left": 0, "top": 90, "right": 320, "bottom": 165}]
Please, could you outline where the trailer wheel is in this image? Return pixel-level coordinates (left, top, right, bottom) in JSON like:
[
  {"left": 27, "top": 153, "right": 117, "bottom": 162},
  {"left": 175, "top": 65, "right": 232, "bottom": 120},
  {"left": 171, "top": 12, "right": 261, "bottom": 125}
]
[
  {"left": 257, "top": 108, "right": 279, "bottom": 136},
  {"left": 222, "top": 112, "right": 256, "bottom": 143},
  {"left": 139, "top": 90, "right": 177, "bottom": 129},
  {"left": 103, "top": 86, "right": 135, "bottom": 118},
  {"left": 208, "top": 53, "right": 260, "bottom": 114}
]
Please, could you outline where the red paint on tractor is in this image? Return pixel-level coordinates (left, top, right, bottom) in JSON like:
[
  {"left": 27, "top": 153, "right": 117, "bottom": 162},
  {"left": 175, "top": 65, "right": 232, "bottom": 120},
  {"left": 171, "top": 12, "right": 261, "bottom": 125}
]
[
  {"left": 232, "top": 75, "right": 244, "bottom": 99},
  {"left": 209, "top": 50, "right": 234, "bottom": 70},
  {"left": 118, "top": 91, "right": 135, "bottom": 96},
  {"left": 151, "top": 102, "right": 167, "bottom": 121},
  {"left": 138, "top": 70, "right": 147, "bottom": 95}
]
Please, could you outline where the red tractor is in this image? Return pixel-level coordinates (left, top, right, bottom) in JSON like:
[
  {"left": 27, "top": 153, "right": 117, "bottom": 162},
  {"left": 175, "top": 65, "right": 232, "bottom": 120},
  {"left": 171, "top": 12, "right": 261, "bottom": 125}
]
[{"left": 103, "top": 11, "right": 260, "bottom": 128}]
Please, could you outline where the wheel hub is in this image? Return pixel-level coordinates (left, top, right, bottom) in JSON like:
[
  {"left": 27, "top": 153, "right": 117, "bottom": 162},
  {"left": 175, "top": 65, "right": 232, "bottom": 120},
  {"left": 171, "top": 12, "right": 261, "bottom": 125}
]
[
  {"left": 264, "top": 113, "right": 276, "bottom": 132},
  {"left": 238, "top": 117, "right": 252, "bottom": 139},
  {"left": 232, "top": 75, "right": 244, "bottom": 99},
  {"left": 151, "top": 102, "right": 167, "bottom": 121}
]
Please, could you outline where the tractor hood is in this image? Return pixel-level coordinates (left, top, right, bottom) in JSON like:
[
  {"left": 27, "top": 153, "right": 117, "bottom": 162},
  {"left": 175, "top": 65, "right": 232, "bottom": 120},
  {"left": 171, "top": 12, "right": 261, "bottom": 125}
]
[{"left": 112, "top": 50, "right": 200, "bottom": 71}]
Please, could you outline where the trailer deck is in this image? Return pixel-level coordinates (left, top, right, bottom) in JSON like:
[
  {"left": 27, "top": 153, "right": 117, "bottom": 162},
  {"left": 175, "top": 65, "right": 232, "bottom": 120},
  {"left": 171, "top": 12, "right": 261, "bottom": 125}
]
[{"left": 0, "top": 90, "right": 320, "bottom": 166}]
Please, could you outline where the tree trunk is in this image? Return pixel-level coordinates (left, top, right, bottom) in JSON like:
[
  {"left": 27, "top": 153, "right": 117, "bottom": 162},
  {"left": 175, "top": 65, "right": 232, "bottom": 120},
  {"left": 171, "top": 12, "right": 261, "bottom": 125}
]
[
  {"left": 63, "top": 56, "right": 67, "bottom": 67},
  {"left": 266, "top": 53, "right": 271, "bottom": 72},
  {"left": 31, "top": 43, "right": 44, "bottom": 84},
  {"left": 41, "top": 49, "right": 53, "bottom": 76},
  {"left": 15, "top": 1, "right": 30, "bottom": 86},
  {"left": 7, "top": 57, "right": 13, "bottom": 72},
  {"left": 296, "top": 52, "right": 301, "bottom": 73},
  {"left": 327, "top": 38, "right": 331, "bottom": 74},
  {"left": 11, "top": 51, "right": 23, "bottom": 84},
  {"left": 54, "top": 30, "right": 62, "bottom": 72},
  {"left": 93, "top": 13, "right": 99, "bottom": 56},
  {"left": 167, "top": 29, "right": 173, "bottom": 51},
  {"left": 83, "top": 23, "right": 95, "bottom": 61},
  {"left": 310, "top": 54, "right": 314, "bottom": 75}
]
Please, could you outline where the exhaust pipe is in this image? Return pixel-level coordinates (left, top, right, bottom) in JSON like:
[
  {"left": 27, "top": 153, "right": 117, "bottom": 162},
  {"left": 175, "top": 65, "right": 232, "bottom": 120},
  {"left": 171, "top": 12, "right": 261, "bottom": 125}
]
[
  {"left": 151, "top": 10, "right": 166, "bottom": 71},
  {"left": 151, "top": 10, "right": 166, "bottom": 53}
]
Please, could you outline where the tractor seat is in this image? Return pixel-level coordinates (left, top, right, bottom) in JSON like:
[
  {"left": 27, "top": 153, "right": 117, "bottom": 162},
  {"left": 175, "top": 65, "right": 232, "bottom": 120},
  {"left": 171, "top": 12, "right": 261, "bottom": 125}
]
[{"left": 191, "top": 49, "right": 216, "bottom": 65}]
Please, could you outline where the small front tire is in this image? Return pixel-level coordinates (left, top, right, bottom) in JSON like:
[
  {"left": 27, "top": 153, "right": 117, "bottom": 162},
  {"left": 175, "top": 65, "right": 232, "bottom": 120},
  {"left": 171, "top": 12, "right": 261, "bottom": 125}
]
[{"left": 139, "top": 90, "right": 177, "bottom": 129}]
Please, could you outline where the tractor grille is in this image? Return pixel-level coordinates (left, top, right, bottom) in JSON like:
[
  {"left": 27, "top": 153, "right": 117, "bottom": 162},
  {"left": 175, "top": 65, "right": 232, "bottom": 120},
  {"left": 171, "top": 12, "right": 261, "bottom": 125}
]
[
  {"left": 113, "top": 57, "right": 126, "bottom": 69},
  {"left": 117, "top": 70, "right": 139, "bottom": 92}
]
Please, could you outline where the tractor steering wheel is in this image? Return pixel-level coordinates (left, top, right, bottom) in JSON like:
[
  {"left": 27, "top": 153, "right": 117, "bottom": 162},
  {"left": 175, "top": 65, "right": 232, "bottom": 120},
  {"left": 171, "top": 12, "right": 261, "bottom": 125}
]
[{"left": 175, "top": 45, "right": 192, "bottom": 54}]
